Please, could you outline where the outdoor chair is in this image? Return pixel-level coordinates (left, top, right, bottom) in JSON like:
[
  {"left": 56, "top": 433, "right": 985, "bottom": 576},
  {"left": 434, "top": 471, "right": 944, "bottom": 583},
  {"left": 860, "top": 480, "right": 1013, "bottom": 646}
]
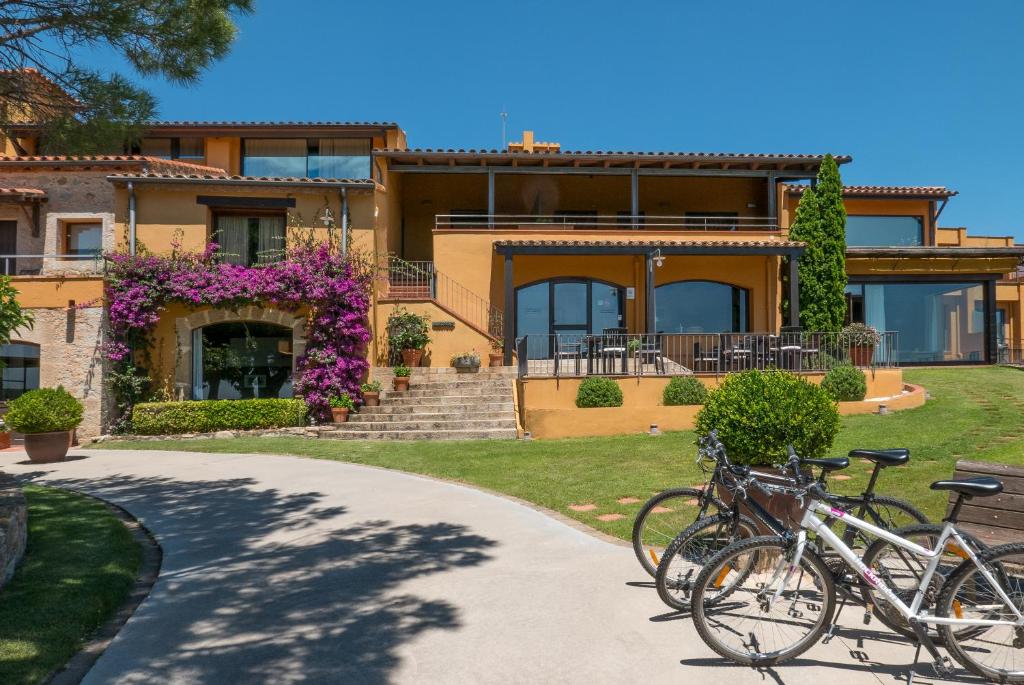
[
  {"left": 635, "top": 334, "right": 665, "bottom": 375},
  {"left": 553, "top": 335, "right": 582, "bottom": 377},
  {"left": 693, "top": 340, "right": 720, "bottom": 373},
  {"left": 599, "top": 327, "right": 628, "bottom": 374}
]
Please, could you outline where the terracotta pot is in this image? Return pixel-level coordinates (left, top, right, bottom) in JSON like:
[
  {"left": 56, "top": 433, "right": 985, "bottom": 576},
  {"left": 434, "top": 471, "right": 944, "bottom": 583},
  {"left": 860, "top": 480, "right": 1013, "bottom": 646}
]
[
  {"left": 24, "top": 430, "right": 72, "bottom": 463},
  {"left": 849, "top": 344, "right": 874, "bottom": 367},
  {"left": 393, "top": 376, "right": 410, "bottom": 392},
  {"left": 331, "top": 407, "right": 350, "bottom": 424},
  {"left": 488, "top": 352, "right": 504, "bottom": 368},
  {"left": 401, "top": 349, "right": 423, "bottom": 367},
  {"left": 0, "top": 432, "right": 10, "bottom": 449},
  {"left": 719, "top": 467, "right": 810, "bottom": 536},
  {"left": 363, "top": 392, "right": 380, "bottom": 407}
]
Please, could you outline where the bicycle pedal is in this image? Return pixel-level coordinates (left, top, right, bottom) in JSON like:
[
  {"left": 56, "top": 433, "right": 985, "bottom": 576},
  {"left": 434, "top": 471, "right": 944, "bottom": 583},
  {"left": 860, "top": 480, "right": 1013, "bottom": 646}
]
[
  {"left": 862, "top": 610, "right": 872, "bottom": 625},
  {"left": 930, "top": 656, "right": 954, "bottom": 677}
]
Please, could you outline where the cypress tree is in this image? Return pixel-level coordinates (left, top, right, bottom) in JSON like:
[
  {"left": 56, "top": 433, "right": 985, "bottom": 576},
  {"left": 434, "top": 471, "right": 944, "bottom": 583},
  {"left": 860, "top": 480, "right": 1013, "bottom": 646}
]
[{"left": 788, "top": 154, "right": 847, "bottom": 331}]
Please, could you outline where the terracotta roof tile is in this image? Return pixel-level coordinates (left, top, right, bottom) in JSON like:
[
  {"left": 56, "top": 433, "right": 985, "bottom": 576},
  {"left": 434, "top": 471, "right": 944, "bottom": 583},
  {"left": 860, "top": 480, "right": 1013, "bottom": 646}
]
[
  {"left": 145, "top": 120, "right": 400, "bottom": 128},
  {"left": 493, "top": 239, "right": 806, "bottom": 248},
  {"left": 0, "top": 186, "right": 45, "bottom": 196},
  {"left": 377, "top": 148, "right": 851, "bottom": 163},
  {"left": 786, "top": 184, "right": 957, "bottom": 198},
  {"left": 0, "top": 155, "right": 227, "bottom": 175},
  {"left": 106, "top": 172, "right": 377, "bottom": 188}
]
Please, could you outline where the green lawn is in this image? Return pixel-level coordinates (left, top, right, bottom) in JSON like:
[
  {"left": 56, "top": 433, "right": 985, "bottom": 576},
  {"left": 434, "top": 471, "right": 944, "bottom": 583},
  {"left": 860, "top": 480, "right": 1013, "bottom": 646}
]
[
  {"left": 101, "top": 367, "right": 1024, "bottom": 542},
  {"left": 0, "top": 486, "right": 141, "bottom": 685}
]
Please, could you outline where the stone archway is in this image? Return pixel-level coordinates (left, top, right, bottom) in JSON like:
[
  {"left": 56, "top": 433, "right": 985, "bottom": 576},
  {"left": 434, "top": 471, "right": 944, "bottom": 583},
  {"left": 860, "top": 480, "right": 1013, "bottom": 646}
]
[{"left": 174, "top": 306, "right": 306, "bottom": 399}]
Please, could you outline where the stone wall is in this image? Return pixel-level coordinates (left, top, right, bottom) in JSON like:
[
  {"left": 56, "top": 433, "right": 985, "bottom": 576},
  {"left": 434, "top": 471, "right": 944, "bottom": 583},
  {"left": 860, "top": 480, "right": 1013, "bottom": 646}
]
[
  {"left": 12, "top": 306, "right": 109, "bottom": 438},
  {"left": 0, "top": 475, "right": 27, "bottom": 590}
]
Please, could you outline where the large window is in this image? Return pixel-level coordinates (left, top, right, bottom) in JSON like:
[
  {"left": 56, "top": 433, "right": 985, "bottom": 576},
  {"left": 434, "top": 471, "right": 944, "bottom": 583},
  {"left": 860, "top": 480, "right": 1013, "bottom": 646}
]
[
  {"left": 846, "top": 215, "right": 924, "bottom": 247},
  {"left": 515, "top": 279, "right": 624, "bottom": 359},
  {"left": 192, "top": 322, "right": 293, "bottom": 400},
  {"left": 846, "top": 281, "right": 987, "bottom": 363},
  {"left": 654, "top": 281, "right": 748, "bottom": 333},
  {"left": 139, "top": 137, "right": 205, "bottom": 161},
  {"left": 242, "top": 138, "right": 371, "bottom": 178},
  {"left": 64, "top": 221, "right": 102, "bottom": 256},
  {"left": 213, "top": 214, "right": 286, "bottom": 266},
  {"left": 0, "top": 342, "right": 39, "bottom": 401}
]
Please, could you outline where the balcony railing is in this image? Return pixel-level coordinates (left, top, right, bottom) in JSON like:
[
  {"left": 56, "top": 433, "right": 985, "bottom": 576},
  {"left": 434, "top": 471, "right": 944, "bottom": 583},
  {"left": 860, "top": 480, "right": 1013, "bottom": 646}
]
[
  {"left": 435, "top": 214, "right": 780, "bottom": 231},
  {"left": 514, "top": 331, "right": 899, "bottom": 379},
  {"left": 998, "top": 346, "right": 1024, "bottom": 366},
  {"left": 0, "top": 253, "right": 103, "bottom": 276}
]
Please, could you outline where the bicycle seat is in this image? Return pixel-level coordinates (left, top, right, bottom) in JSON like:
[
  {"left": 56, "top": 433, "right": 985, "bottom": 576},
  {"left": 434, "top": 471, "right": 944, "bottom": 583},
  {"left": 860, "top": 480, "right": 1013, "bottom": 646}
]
[
  {"left": 930, "top": 477, "right": 1003, "bottom": 498},
  {"left": 848, "top": 448, "right": 909, "bottom": 467},
  {"left": 801, "top": 457, "right": 850, "bottom": 472}
]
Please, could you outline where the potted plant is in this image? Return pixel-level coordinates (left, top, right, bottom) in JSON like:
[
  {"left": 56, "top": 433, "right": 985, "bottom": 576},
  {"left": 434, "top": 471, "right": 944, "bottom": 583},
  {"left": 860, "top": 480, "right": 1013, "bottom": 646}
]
[
  {"left": 843, "top": 323, "right": 881, "bottom": 367},
  {"left": 329, "top": 393, "right": 355, "bottom": 423},
  {"left": 392, "top": 365, "right": 411, "bottom": 392},
  {"left": 0, "top": 418, "right": 10, "bottom": 449},
  {"left": 387, "top": 308, "right": 430, "bottom": 367},
  {"left": 488, "top": 339, "right": 504, "bottom": 368},
  {"left": 361, "top": 380, "right": 382, "bottom": 407},
  {"left": 5, "top": 386, "right": 83, "bottom": 463},
  {"left": 451, "top": 351, "right": 481, "bottom": 374}
]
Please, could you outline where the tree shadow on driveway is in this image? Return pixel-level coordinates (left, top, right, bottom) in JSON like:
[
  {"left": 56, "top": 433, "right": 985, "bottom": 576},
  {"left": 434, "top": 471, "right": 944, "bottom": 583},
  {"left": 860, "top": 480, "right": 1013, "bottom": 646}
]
[{"left": 15, "top": 471, "right": 497, "bottom": 684}]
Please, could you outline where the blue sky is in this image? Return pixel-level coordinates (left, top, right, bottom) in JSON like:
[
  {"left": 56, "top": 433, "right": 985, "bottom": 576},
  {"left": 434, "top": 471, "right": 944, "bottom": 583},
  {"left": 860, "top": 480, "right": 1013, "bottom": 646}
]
[{"left": 90, "top": 0, "right": 1024, "bottom": 239}]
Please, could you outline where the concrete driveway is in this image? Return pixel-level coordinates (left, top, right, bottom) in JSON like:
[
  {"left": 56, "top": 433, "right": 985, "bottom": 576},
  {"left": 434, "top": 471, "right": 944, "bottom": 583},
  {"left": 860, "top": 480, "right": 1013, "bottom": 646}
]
[{"left": 1, "top": 448, "right": 956, "bottom": 684}]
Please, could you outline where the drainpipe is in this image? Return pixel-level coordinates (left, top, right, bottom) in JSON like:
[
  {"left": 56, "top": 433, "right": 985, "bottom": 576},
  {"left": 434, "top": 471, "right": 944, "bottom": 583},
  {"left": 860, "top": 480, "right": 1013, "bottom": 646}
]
[
  {"left": 128, "top": 181, "right": 137, "bottom": 255},
  {"left": 341, "top": 187, "right": 349, "bottom": 255}
]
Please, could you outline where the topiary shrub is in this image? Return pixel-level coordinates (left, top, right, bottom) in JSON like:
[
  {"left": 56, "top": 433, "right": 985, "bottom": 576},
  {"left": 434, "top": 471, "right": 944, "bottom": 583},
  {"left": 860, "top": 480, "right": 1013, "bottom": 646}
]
[
  {"left": 5, "top": 386, "right": 83, "bottom": 433},
  {"left": 694, "top": 369, "right": 840, "bottom": 466},
  {"left": 662, "top": 376, "right": 708, "bottom": 405},
  {"left": 131, "top": 398, "right": 307, "bottom": 435},
  {"left": 575, "top": 377, "right": 623, "bottom": 408},
  {"left": 821, "top": 364, "right": 867, "bottom": 402}
]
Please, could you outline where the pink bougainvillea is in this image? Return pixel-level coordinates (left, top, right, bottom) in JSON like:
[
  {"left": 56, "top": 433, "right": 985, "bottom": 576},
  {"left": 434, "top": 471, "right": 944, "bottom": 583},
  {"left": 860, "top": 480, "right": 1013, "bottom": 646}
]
[{"left": 105, "top": 242, "right": 372, "bottom": 425}]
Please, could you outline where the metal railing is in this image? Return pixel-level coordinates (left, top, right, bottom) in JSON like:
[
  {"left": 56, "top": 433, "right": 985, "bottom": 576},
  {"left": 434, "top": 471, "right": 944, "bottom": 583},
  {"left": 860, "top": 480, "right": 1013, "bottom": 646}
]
[
  {"left": 435, "top": 214, "right": 780, "bottom": 231},
  {"left": 515, "top": 331, "right": 899, "bottom": 378},
  {"left": 998, "top": 346, "right": 1024, "bottom": 366},
  {"left": 0, "top": 253, "right": 103, "bottom": 276},
  {"left": 383, "top": 257, "right": 503, "bottom": 339}
]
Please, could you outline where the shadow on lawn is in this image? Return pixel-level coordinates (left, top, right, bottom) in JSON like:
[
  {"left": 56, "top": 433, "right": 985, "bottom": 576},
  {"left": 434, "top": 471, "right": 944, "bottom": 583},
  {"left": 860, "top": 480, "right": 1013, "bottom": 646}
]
[{"left": 14, "top": 469, "right": 496, "bottom": 684}]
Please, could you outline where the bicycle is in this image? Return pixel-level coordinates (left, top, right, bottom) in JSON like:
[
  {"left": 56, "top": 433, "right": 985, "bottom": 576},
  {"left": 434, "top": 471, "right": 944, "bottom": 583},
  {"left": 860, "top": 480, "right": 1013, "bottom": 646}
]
[
  {"left": 632, "top": 433, "right": 926, "bottom": 578},
  {"left": 689, "top": 457, "right": 1023, "bottom": 683},
  {"left": 654, "top": 436, "right": 927, "bottom": 611}
]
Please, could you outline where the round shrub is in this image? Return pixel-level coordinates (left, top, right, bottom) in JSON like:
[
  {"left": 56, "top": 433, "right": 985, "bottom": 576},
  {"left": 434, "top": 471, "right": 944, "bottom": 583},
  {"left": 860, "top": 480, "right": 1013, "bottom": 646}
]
[
  {"left": 662, "top": 376, "right": 708, "bottom": 406},
  {"left": 575, "top": 377, "right": 623, "bottom": 408},
  {"left": 821, "top": 364, "right": 867, "bottom": 402},
  {"left": 5, "top": 386, "right": 84, "bottom": 434},
  {"left": 694, "top": 369, "right": 840, "bottom": 466}
]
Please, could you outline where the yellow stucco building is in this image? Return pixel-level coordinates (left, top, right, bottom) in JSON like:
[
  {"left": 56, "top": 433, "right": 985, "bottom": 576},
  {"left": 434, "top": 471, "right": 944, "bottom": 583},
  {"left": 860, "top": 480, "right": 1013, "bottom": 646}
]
[{"left": 0, "top": 101, "right": 1021, "bottom": 436}]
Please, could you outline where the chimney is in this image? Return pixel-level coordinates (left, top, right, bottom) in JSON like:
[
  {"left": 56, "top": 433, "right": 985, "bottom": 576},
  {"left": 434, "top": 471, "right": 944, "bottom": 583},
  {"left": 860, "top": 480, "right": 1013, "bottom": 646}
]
[{"left": 508, "top": 130, "right": 560, "bottom": 153}]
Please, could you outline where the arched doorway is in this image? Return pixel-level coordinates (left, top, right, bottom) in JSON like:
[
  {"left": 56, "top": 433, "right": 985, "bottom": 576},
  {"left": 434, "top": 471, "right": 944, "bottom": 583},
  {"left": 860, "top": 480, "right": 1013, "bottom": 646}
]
[{"left": 192, "top": 322, "right": 294, "bottom": 400}]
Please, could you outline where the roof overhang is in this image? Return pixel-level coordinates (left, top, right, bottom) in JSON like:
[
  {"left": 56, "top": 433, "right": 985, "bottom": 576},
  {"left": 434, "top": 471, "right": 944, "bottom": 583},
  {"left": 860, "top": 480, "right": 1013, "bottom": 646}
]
[
  {"left": 495, "top": 239, "right": 805, "bottom": 257},
  {"left": 847, "top": 246, "right": 1024, "bottom": 258},
  {"left": 105, "top": 174, "right": 378, "bottom": 191},
  {"left": 10, "top": 121, "right": 401, "bottom": 138},
  {"left": 787, "top": 185, "right": 957, "bottom": 200},
  {"left": 379, "top": 149, "right": 850, "bottom": 176},
  {"left": 0, "top": 188, "right": 46, "bottom": 203},
  {"left": 846, "top": 246, "right": 1024, "bottom": 276}
]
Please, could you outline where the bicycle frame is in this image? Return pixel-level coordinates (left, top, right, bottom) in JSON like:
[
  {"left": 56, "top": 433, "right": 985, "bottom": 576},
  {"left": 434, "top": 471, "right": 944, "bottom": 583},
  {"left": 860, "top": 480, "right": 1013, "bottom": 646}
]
[{"left": 774, "top": 498, "right": 1024, "bottom": 629}]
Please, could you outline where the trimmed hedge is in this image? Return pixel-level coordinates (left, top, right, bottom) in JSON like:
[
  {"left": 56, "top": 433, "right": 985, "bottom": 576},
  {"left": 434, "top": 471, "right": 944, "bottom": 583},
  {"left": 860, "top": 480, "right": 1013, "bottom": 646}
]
[
  {"left": 694, "top": 369, "right": 840, "bottom": 466},
  {"left": 821, "top": 364, "right": 867, "bottom": 402},
  {"left": 662, "top": 376, "right": 708, "bottom": 406},
  {"left": 131, "top": 399, "right": 308, "bottom": 435},
  {"left": 575, "top": 377, "right": 623, "bottom": 408}
]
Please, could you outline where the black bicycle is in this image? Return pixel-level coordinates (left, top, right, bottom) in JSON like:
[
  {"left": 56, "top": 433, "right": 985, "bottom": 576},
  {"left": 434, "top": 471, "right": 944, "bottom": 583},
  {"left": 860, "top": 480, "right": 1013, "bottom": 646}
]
[{"left": 653, "top": 434, "right": 928, "bottom": 611}]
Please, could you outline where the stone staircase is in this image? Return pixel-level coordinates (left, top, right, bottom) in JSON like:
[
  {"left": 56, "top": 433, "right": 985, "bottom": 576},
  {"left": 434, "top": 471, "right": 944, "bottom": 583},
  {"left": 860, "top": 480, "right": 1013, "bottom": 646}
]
[{"left": 319, "top": 367, "right": 518, "bottom": 441}]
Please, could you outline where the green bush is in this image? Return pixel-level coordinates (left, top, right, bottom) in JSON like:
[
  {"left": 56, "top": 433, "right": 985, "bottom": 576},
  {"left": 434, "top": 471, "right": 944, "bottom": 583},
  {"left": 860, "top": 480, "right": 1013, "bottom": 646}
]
[
  {"left": 694, "top": 369, "right": 840, "bottom": 466},
  {"left": 131, "top": 398, "right": 307, "bottom": 435},
  {"left": 5, "top": 387, "right": 83, "bottom": 433},
  {"left": 329, "top": 394, "right": 355, "bottom": 410},
  {"left": 821, "top": 364, "right": 867, "bottom": 402},
  {"left": 387, "top": 307, "right": 430, "bottom": 350},
  {"left": 662, "top": 376, "right": 708, "bottom": 406},
  {"left": 575, "top": 377, "right": 623, "bottom": 408}
]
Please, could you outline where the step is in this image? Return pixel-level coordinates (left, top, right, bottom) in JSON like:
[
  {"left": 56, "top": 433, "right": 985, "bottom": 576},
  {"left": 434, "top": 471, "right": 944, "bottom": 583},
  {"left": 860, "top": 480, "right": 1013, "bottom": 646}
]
[
  {"left": 350, "top": 410, "right": 515, "bottom": 422},
  {"left": 332, "top": 418, "right": 516, "bottom": 431},
  {"left": 386, "top": 388, "right": 510, "bottom": 399},
  {"left": 320, "top": 428, "right": 518, "bottom": 441},
  {"left": 358, "top": 402, "right": 514, "bottom": 414},
  {"left": 389, "top": 380, "right": 512, "bottom": 391}
]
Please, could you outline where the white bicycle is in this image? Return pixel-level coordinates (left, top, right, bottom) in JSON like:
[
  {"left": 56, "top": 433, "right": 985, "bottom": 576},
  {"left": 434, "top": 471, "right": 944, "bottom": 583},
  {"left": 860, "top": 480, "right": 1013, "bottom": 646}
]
[{"left": 689, "top": 457, "right": 1024, "bottom": 683}]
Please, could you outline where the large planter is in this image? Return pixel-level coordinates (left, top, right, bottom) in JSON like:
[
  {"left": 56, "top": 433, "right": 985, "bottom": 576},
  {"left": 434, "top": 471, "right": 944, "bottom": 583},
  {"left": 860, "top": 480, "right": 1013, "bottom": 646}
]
[
  {"left": 363, "top": 392, "right": 380, "bottom": 407},
  {"left": 849, "top": 344, "right": 875, "bottom": 367},
  {"left": 331, "top": 407, "right": 350, "bottom": 424},
  {"left": 0, "top": 432, "right": 10, "bottom": 449},
  {"left": 719, "top": 467, "right": 809, "bottom": 535},
  {"left": 452, "top": 357, "right": 480, "bottom": 374},
  {"left": 393, "top": 376, "right": 410, "bottom": 392},
  {"left": 401, "top": 349, "right": 424, "bottom": 367},
  {"left": 24, "top": 431, "right": 72, "bottom": 464},
  {"left": 488, "top": 352, "right": 503, "bottom": 368}
]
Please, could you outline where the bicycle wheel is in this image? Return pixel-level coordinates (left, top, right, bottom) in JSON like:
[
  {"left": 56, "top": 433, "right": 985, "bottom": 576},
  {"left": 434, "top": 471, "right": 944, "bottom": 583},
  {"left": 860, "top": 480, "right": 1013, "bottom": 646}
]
[
  {"left": 632, "top": 487, "right": 721, "bottom": 577},
  {"left": 869, "top": 495, "right": 930, "bottom": 528},
  {"left": 691, "top": 536, "right": 836, "bottom": 667},
  {"left": 938, "top": 542, "right": 1024, "bottom": 683},
  {"left": 655, "top": 511, "right": 759, "bottom": 611},
  {"left": 860, "top": 524, "right": 982, "bottom": 639}
]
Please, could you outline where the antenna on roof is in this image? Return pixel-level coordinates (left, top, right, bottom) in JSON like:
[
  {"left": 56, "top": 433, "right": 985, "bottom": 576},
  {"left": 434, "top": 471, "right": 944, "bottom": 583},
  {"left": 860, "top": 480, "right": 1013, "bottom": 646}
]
[{"left": 500, "top": 107, "right": 508, "bottom": 149}]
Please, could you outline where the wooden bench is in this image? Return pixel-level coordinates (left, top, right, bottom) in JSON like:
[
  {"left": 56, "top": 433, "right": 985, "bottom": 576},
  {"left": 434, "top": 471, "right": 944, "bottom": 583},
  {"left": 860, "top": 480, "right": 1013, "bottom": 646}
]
[{"left": 947, "top": 460, "right": 1024, "bottom": 546}]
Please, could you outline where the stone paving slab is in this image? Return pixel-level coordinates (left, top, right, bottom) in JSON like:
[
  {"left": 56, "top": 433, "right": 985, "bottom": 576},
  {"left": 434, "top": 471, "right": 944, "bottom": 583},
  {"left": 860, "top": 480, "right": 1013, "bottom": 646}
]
[{"left": 0, "top": 449, "right": 970, "bottom": 685}]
